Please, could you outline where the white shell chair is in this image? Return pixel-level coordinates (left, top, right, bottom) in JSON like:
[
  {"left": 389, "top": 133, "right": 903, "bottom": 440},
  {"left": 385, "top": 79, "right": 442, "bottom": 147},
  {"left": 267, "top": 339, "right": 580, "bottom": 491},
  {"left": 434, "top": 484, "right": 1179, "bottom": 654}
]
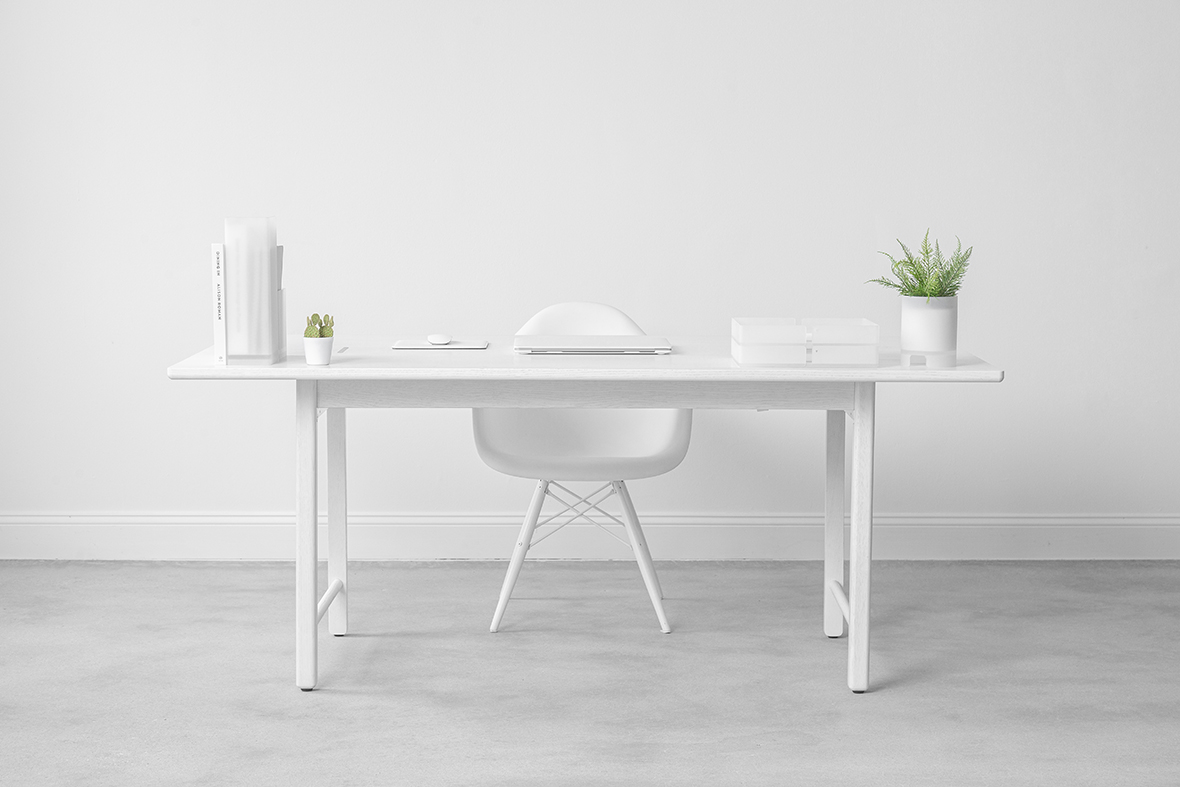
[{"left": 473, "top": 303, "right": 692, "bottom": 633}]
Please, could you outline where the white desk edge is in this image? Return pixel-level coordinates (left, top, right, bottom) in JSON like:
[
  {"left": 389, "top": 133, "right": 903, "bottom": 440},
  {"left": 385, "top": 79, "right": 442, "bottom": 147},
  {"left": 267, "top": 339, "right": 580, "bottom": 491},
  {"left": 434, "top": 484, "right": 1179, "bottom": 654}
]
[{"left": 168, "top": 337, "right": 1004, "bottom": 383}]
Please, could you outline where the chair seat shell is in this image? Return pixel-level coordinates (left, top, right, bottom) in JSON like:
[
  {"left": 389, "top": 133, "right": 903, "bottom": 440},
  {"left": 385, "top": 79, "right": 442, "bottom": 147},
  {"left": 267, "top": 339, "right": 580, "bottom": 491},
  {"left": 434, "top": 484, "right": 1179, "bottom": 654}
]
[{"left": 473, "top": 407, "right": 692, "bottom": 481}]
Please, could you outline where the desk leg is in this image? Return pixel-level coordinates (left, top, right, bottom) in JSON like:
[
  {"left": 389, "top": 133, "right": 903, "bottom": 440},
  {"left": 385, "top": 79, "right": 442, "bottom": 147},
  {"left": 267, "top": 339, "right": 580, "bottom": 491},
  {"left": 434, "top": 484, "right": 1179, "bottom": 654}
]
[
  {"left": 824, "top": 410, "right": 846, "bottom": 638},
  {"left": 295, "top": 380, "right": 319, "bottom": 690},
  {"left": 327, "top": 408, "right": 348, "bottom": 636},
  {"left": 848, "top": 382, "right": 875, "bottom": 693}
]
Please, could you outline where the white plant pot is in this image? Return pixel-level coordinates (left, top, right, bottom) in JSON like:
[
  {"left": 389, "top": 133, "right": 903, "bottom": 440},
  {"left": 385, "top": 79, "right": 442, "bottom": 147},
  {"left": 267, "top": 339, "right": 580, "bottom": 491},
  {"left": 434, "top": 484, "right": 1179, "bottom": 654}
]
[
  {"left": 900, "top": 296, "right": 957, "bottom": 368},
  {"left": 304, "top": 336, "right": 334, "bottom": 366}
]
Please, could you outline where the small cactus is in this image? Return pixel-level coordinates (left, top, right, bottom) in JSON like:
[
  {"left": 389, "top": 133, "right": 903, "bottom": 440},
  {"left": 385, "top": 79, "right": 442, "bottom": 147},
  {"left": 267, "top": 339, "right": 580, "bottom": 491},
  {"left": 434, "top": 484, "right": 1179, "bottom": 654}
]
[{"left": 304, "top": 313, "right": 335, "bottom": 338}]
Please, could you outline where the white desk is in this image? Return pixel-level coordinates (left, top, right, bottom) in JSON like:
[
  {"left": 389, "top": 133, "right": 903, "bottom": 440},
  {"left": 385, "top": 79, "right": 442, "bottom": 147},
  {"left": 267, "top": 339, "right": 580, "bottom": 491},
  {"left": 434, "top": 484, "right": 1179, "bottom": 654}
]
[{"left": 168, "top": 338, "right": 1003, "bottom": 693}]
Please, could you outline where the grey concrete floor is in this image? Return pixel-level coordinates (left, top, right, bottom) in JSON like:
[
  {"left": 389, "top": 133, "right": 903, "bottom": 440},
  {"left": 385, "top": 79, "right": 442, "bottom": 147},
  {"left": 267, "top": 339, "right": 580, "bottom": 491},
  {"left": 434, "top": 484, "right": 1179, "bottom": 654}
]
[{"left": 1, "top": 560, "right": 1177, "bottom": 786}]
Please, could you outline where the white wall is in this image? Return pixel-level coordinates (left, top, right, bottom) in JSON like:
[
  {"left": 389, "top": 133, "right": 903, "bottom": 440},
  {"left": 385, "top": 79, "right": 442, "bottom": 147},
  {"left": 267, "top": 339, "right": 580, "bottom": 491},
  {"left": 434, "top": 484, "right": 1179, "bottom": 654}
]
[{"left": 2, "top": 1, "right": 1178, "bottom": 558}]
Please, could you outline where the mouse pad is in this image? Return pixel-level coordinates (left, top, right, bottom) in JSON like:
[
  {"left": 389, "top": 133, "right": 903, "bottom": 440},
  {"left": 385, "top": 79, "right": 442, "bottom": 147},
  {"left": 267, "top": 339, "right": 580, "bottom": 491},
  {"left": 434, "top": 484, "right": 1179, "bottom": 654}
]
[{"left": 393, "top": 340, "right": 489, "bottom": 350}]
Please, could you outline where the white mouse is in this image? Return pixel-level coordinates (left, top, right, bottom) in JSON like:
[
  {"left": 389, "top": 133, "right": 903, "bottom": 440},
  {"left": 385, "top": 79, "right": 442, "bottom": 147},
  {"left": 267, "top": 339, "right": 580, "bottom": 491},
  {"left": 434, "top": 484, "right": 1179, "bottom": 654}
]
[{"left": 427, "top": 333, "right": 452, "bottom": 346}]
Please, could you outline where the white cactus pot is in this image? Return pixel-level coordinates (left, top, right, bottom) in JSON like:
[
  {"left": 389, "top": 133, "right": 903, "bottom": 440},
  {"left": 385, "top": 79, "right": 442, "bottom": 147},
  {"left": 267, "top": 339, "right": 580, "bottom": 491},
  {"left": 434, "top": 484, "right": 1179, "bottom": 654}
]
[
  {"left": 304, "top": 336, "right": 334, "bottom": 366},
  {"left": 900, "top": 296, "right": 957, "bottom": 368}
]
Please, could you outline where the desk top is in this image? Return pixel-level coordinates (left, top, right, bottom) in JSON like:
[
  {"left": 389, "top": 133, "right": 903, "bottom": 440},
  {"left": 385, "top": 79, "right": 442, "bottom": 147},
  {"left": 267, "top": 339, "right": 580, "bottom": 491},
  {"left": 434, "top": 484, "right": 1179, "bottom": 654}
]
[{"left": 168, "top": 338, "right": 1003, "bottom": 384}]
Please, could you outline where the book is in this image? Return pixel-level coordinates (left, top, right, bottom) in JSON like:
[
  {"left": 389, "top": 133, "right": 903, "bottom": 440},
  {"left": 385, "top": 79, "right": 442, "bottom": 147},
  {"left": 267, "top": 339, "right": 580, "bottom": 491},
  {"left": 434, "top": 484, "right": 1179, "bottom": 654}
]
[{"left": 211, "top": 243, "right": 227, "bottom": 365}]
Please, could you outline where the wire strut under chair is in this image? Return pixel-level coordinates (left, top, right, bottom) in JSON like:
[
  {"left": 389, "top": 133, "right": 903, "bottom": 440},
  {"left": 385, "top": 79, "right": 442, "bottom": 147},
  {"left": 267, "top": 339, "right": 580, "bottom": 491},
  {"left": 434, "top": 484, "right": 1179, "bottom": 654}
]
[{"left": 526, "top": 481, "right": 633, "bottom": 549}]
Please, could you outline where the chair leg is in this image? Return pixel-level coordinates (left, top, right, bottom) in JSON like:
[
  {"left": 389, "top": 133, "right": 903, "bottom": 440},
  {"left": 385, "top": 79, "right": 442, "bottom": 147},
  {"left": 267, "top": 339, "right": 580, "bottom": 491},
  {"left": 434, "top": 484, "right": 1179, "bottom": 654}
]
[
  {"left": 614, "top": 481, "right": 663, "bottom": 600},
  {"left": 614, "top": 481, "right": 671, "bottom": 633},
  {"left": 490, "top": 479, "right": 549, "bottom": 633}
]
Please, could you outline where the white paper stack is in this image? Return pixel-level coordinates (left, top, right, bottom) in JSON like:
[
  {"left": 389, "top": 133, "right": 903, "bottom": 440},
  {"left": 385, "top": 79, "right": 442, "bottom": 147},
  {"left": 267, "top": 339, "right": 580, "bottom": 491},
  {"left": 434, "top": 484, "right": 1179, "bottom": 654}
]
[
  {"left": 219, "top": 217, "right": 286, "bottom": 366},
  {"left": 732, "top": 318, "right": 879, "bottom": 366}
]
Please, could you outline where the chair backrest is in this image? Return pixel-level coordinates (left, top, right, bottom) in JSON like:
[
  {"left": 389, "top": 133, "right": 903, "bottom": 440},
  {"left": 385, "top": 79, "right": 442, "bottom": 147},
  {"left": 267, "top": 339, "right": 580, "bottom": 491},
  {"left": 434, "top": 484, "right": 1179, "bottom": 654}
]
[
  {"left": 516, "top": 302, "right": 644, "bottom": 336},
  {"left": 472, "top": 303, "right": 692, "bottom": 481}
]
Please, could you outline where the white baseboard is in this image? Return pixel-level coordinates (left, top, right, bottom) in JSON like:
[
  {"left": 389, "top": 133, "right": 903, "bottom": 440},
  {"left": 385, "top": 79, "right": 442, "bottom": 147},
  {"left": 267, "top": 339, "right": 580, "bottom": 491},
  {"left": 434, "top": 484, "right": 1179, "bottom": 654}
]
[{"left": 1, "top": 512, "right": 1178, "bottom": 560}]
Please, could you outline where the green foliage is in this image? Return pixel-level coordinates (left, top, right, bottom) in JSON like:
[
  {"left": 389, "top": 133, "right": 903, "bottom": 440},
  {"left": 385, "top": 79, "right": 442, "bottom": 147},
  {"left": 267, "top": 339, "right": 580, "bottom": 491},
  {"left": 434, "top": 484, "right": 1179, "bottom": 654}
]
[
  {"left": 304, "top": 313, "right": 334, "bottom": 338},
  {"left": 868, "top": 230, "right": 972, "bottom": 298}
]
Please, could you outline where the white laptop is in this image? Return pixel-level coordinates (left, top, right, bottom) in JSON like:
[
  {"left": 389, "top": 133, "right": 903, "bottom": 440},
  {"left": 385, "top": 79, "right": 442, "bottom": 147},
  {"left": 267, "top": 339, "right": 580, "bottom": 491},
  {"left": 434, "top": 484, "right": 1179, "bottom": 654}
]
[{"left": 513, "top": 335, "right": 673, "bottom": 355}]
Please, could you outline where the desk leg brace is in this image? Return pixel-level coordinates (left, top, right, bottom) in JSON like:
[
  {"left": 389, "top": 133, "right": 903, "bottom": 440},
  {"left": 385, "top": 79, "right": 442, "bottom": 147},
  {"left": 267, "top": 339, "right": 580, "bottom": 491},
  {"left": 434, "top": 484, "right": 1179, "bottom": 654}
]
[
  {"left": 295, "top": 380, "right": 319, "bottom": 690},
  {"left": 847, "top": 382, "right": 875, "bottom": 693}
]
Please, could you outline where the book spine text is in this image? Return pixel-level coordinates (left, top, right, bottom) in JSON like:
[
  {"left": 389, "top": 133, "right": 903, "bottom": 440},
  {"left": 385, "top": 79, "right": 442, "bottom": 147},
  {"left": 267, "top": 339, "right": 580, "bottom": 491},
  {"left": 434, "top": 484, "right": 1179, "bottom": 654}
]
[{"left": 211, "top": 242, "right": 227, "bottom": 365}]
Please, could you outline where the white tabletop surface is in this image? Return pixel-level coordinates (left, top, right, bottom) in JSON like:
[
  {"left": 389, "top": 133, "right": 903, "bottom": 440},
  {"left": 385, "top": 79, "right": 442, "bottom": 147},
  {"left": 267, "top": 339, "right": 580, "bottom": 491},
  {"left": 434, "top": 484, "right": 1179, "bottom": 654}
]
[{"left": 168, "top": 337, "right": 1003, "bottom": 383}]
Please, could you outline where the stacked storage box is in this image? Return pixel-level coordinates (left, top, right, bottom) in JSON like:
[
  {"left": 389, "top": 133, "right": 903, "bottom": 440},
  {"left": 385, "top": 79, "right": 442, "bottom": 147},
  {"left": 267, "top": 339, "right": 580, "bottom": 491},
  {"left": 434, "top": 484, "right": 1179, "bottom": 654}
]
[{"left": 732, "top": 318, "right": 879, "bottom": 366}]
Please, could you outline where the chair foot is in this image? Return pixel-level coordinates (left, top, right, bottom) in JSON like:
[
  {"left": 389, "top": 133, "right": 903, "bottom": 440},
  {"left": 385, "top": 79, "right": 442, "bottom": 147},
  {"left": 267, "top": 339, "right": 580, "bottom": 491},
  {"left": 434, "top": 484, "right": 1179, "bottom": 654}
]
[{"left": 300, "top": 688, "right": 314, "bottom": 692}]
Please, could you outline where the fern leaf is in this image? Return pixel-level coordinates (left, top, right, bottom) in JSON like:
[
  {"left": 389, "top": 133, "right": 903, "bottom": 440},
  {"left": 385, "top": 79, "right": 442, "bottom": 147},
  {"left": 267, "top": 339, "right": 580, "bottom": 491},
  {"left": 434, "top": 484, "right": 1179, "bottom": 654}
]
[{"left": 872, "top": 231, "right": 973, "bottom": 297}]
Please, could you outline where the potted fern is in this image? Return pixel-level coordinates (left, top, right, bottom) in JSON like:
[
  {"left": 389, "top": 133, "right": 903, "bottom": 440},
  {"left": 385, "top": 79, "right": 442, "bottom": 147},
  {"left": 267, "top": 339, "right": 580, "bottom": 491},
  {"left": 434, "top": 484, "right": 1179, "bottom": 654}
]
[
  {"left": 869, "top": 231, "right": 971, "bottom": 368},
  {"left": 303, "top": 313, "right": 335, "bottom": 366}
]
